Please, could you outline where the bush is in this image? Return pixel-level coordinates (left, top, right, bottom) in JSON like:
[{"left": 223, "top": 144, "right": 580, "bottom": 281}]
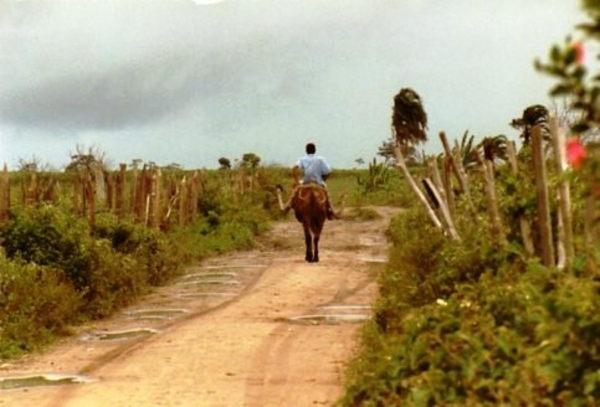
[
  {"left": 0, "top": 166, "right": 276, "bottom": 361},
  {"left": 1, "top": 204, "right": 94, "bottom": 291},
  {"left": 0, "top": 253, "right": 81, "bottom": 359},
  {"left": 337, "top": 208, "right": 600, "bottom": 406}
]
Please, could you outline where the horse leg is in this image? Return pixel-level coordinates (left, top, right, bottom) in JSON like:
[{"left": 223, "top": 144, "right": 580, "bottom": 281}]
[
  {"left": 312, "top": 234, "right": 319, "bottom": 262},
  {"left": 303, "top": 225, "right": 313, "bottom": 262}
]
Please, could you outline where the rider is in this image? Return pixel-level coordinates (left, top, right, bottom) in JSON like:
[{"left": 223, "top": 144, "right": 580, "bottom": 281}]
[{"left": 286, "top": 142, "right": 336, "bottom": 220}]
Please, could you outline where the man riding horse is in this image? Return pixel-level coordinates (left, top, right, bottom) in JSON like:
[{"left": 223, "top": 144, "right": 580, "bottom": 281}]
[{"left": 283, "top": 142, "right": 335, "bottom": 220}]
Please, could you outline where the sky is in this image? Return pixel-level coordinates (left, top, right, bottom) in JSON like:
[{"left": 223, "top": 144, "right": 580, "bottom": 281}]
[{"left": 0, "top": 0, "right": 588, "bottom": 170}]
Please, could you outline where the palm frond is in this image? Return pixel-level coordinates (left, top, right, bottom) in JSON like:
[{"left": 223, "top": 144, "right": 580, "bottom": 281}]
[{"left": 392, "top": 88, "right": 428, "bottom": 145}]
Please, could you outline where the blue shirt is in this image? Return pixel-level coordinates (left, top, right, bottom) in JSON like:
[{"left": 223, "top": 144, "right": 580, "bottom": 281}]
[{"left": 296, "top": 154, "right": 331, "bottom": 186}]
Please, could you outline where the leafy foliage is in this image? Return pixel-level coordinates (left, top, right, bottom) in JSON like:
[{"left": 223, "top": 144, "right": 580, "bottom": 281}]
[
  {"left": 392, "top": 88, "right": 428, "bottom": 145},
  {"left": 357, "top": 159, "right": 391, "bottom": 195},
  {"left": 338, "top": 8, "right": 600, "bottom": 402},
  {"left": 338, "top": 206, "right": 600, "bottom": 406},
  {"left": 0, "top": 164, "right": 281, "bottom": 359}
]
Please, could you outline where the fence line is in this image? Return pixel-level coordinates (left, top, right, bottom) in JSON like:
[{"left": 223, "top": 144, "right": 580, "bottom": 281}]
[
  {"left": 0, "top": 164, "right": 249, "bottom": 232},
  {"left": 395, "top": 119, "right": 597, "bottom": 272}
]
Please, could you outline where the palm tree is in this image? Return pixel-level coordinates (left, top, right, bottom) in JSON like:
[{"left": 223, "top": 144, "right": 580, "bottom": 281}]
[
  {"left": 510, "top": 104, "right": 549, "bottom": 146},
  {"left": 478, "top": 134, "right": 509, "bottom": 164},
  {"left": 453, "top": 130, "right": 477, "bottom": 170},
  {"left": 391, "top": 88, "right": 428, "bottom": 146}
]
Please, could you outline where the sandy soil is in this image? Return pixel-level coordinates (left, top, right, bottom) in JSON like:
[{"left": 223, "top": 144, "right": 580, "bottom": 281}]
[{"left": 0, "top": 206, "right": 398, "bottom": 407}]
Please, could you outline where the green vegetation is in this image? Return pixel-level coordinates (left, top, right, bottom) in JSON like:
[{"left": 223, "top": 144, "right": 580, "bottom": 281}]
[
  {"left": 0, "top": 164, "right": 286, "bottom": 359},
  {"left": 336, "top": 4, "right": 600, "bottom": 406},
  {"left": 337, "top": 206, "right": 599, "bottom": 406}
]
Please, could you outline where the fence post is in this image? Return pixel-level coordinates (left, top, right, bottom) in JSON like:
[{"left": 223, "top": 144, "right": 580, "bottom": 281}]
[
  {"left": 531, "top": 125, "right": 555, "bottom": 267},
  {"left": 392, "top": 143, "right": 443, "bottom": 231},
  {"left": 439, "top": 132, "right": 476, "bottom": 217},
  {"left": 474, "top": 150, "right": 507, "bottom": 248},
  {"left": 179, "top": 176, "right": 187, "bottom": 227},
  {"left": 116, "top": 163, "right": 126, "bottom": 219},
  {"left": 0, "top": 164, "right": 9, "bottom": 224},
  {"left": 550, "top": 116, "right": 573, "bottom": 271},
  {"left": 105, "top": 170, "right": 114, "bottom": 212}
]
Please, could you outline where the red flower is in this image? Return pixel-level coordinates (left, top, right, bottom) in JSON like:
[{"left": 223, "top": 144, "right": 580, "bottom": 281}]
[
  {"left": 573, "top": 41, "right": 585, "bottom": 64},
  {"left": 566, "top": 138, "right": 586, "bottom": 168}
]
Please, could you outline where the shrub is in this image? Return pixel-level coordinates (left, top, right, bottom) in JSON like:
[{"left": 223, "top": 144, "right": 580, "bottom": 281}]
[
  {"left": 0, "top": 253, "right": 81, "bottom": 359},
  {"left": 0, "top": 204, "right": 94, "bottom": 291},
  {"left": 338, "top": 207, "right": 600, "bottom": 406}
]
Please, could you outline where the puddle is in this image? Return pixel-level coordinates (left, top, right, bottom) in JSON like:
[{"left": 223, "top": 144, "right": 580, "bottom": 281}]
[
  {"left": 83, "top": 328, "right": 158, "bottom": 341},
  {"left": 124, "top": 308, "right": 189, "bottom": 320},
  {"left": 357, "top": 257, "right": 387, "bottom": 263},
  {"left": 0, "top": 373, "right": 94, "bottom": 390},
  {"left": 177, "top": 279, "right": 240, "bottom": 286},
  {"left": 358, "top": 236, "right": 386, "bottom": 247},
  {"left": 199, "top": 264, "right": 266, "bottom": 269},
  {"left": 284, "top": 314, "right": 371, "bottom": 325},
  {"left": 182, "top": 272, "right": 237, "bottom": 280},
  {"left": 176, "top": 292, "right": 237, "bottom": 299},
  {"left": 317, "top": 304, "right": 371, "bottom": 311},
  {"left": 193, "top": 292, "right": 237, "bottom": 297}
]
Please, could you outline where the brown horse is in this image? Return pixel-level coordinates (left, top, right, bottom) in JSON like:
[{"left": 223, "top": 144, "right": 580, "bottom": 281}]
[{"left": 277, "top": 183, "right": 329, "bottom": 262}]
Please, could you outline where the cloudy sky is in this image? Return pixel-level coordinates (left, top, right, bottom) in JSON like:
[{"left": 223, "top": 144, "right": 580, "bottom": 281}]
[{"left": 0, "top": 0, "right": 586, "bottom": 170}]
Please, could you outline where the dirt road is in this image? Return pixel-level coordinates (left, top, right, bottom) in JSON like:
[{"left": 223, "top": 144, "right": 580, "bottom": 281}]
[{"left": 0, "top": 207, "right": 397, "bottom": 407}]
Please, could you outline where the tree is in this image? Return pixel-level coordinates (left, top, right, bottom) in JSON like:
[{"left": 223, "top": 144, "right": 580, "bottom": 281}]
[
  {"left": 17, "top": 156, "right": 44, "bottom": 172},
  {"left": 478, "top": 134, "right": 509, "bottom": 165},
  {"left": 452, "top": 130, "right": 477, "bottom": 170},
  {"left": 510, "top": 104, "right": 550, "bottom": 146},
  {"left": 65, "top": 144, "right": 107, "bottom": 172},
  {"left": 391, "top": 88, "right": 428, "bottom": 146},
  {"left": 240, "top": 153, "right": 261, "bottom": 169},
  {"left": 377, "top": 136, "right": 420, "bottom": 166},
  {"left": 218, "top": 157, "right": 231, "bottom": 170}
]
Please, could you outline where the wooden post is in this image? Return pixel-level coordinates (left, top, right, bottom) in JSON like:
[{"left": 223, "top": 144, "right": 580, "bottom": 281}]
[
  {"left": 422, "top": 177, "right": 460, "bottom": 240},
  {"left": 474, "top": 150, "right": 507, "bottom": 248},
  {"left": 190, "top": 171, "right": 200, "bottom": 222},
  {"left": 549, "top": 116, "right": 573, "bottom": 271},
  {"left": 439, "top": 132, "right": 476, "bottom": 216},
  {"left": 531, "top": 125, "right": 555, "bottom": 267},
  {"left": 72, "top": 174, "right": 81, "bottom": 217},
  {"left": 84, "top": 171, "right": 96, "bottom": 228},
  {"left": 427, "top": 158, "right": 447, "bottom": 206},
  {"left": 0, "top": 164, "right": 9, "bottom": 224},
  {"left": 25, "top": 172, "right": 38, "bottom": 206},
  {"left": 179, "top": 176, "right": 187, "bottom": 227},
  {"left": 148, "top": 168, "right": 162, "bottom": 229},
  {"left": 105, "top": 170, "right": 114, "bottom": 212},
  {"left": 131, "top": 165, "right": 140, "bottom": 220},
  {"left": 426, "top": 158, "right": 459, "bottom": 240},
  {"left": 442, "top": 157, "right": 456, "bottom": 219},
  {"left": 116, "top": 164, "right": 126, "bottom": 219},
  {"left": 392, "top": 143, "right": 443, "bottom": 230},
  {"left": 134, "top": 166, "right": 147, "bottom": 222}
]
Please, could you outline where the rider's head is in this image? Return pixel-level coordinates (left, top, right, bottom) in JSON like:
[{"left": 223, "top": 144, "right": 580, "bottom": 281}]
[{"left": 306, "top": 143, "right": 316, "bottom": 154}]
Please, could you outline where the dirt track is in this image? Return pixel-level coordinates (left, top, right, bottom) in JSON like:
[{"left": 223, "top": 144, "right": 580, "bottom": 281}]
[{"left": 0, "top": 207, "right": 397, "bottom": 407}]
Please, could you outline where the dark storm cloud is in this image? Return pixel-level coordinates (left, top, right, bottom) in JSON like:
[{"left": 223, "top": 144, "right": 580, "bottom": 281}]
[
  {"left": 0, "top": 56, "right": 197, "bottom": 130},
  {"left": 0, "top": 0, "right": 586, "bottom": 170},
  {"left": 0, "top": 1, "right": 374, "bottom": 132}
]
